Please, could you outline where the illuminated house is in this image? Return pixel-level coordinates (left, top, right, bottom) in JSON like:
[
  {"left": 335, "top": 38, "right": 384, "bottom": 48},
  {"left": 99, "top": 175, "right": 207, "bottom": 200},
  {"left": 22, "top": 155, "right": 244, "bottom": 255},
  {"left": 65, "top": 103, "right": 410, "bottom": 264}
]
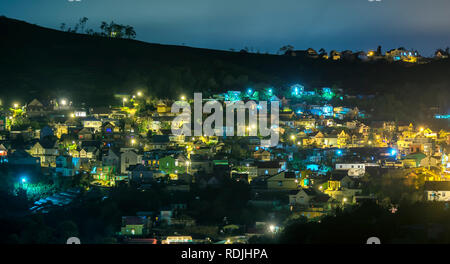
[
  {"left": 79, "top": 146, "right": 99, "bottom": 160},
  {"left": 434, "top": 49, "right": 449, "bottom": 59},
  {"left": 295, "top": 118, "right": 316, "bottom": 129},
  {"left": 309, "top": 105, "right": 334, "bottom": 117},
  {"left": 82, "top": 117, "right": 102, "bottom": 132},
  {"left": 0, "top": 144, "right": 7, "bottom": 158},
  {"left": 289, "top": 188, "right": 316, "bottom": 207},
  {"left": 424, "top": 181, "right": 450, "bottom": 202},
  {"left": 91, "top": 165, "right": 116, "bottom": 181},
  {"left": 156, "top": 102, "right": 170, "bottom": 113},
  {"left": 224, "top": 91, "right": 242, "bottom": 101},
  {"left": 54, "top": 123, "right": 69, "bottom": 138},
  {"left": 329, "top": 50, "right": 341, "bottom": 60},
  {"left": 385, "top": 48, "right": 419, "bottom": 63},
  {"left": 284, "top": 48, "right": 318, "bottom": 58},
  {"left": 77, "top": 127, "right": 95, "bottom": 140},
  {"left": 102, "top": 122, "right": 120, "bottom": 134},
  {"left": 290, "top": 84, "right": 305, "bottom": 97},
  {"left": 256, "top": 161, "right": 282, "bottom": 177},
  {"left": 253, "top": 149, "right": 271, "bottom": 161},
  {"left": 26, "top": 98, "right": 47, "bottom": 117},
  {"left": 337, "top": 130, "right": 350, "bottom": 148},
  {"left": 158, "top": 155, "right": 186, "bottom": 174},
  {"left": 121, "top": 150, "right": 142, "bottom": 174},
  {"left": 120, "top": 216, "right": 152, "bottom": 236},
  {"left": 27, "top": 140, "right": 58, "bottom": 167}
]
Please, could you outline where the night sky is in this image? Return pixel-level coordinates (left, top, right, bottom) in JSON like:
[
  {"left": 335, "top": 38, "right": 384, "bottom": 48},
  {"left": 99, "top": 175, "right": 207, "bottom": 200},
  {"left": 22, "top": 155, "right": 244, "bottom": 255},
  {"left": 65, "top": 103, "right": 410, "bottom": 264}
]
[{"left": 2, "top": 0, "right": 450, "bottom": 55}]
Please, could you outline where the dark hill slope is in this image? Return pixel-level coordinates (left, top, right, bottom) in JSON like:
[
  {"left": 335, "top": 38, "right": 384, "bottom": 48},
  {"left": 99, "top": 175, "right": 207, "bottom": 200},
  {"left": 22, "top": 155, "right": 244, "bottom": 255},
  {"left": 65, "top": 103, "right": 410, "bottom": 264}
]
[{"left": 0, "top": 16, "right": 449, "bottom": 119}]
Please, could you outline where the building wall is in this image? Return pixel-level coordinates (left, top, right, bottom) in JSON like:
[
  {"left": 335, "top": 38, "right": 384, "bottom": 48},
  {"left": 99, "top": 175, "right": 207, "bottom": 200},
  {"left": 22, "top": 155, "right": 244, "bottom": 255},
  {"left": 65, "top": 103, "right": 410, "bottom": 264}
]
[{"left": 426, "top": 191, "right": 450, "bottom": 201}]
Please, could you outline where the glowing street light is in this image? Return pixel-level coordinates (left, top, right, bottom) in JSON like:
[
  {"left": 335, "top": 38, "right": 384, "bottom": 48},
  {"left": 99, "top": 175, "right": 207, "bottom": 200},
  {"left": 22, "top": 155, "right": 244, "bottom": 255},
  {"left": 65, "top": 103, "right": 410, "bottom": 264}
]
[
  {"left": 131, "top": 139, "right": 136, "bottom": 145},
  {"left": 137, "top": 91, "right": 143, "bottom": 97},
  {"left": 180, "top": 95, "right": 186, "bottom": 101},
  {"left": 269, "top": 225, "right": 275, "bottom": 233},
  {"left": 21, "top": 177, "right": 27, "bottom": 184},
  {"left": 60, "top": 99, "right": 67, "bottom": 106},
  {"left": 13, "top": 103, "right": 19, "bottom": 109}
]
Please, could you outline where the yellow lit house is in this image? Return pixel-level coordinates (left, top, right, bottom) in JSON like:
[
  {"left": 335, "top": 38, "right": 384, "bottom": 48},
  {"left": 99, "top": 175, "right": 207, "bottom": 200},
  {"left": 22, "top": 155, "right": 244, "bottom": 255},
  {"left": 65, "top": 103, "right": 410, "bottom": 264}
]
[{"left": 156, "top": 102, "right": 170, "bottom": 113}]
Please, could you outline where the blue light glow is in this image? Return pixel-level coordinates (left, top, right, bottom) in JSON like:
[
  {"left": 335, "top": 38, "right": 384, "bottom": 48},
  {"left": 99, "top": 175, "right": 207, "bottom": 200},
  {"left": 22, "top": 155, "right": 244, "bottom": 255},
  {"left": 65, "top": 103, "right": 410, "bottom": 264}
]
[{"left": 390, "top": 149, "right": 397, "bottom": 156}]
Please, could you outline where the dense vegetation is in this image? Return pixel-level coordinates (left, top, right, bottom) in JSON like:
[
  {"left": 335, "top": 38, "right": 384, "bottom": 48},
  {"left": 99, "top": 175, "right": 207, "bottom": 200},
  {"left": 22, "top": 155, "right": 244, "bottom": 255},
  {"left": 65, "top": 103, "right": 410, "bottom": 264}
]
[{"left": 0, "top": 16, "right": 449, "bottom": 122}]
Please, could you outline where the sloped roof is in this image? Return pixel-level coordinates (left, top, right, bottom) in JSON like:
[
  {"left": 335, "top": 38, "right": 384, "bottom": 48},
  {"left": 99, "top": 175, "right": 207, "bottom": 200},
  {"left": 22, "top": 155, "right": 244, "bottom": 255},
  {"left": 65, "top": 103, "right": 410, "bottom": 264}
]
[{"left": 256, "top": 161, "right": 280, "bottom": 169}]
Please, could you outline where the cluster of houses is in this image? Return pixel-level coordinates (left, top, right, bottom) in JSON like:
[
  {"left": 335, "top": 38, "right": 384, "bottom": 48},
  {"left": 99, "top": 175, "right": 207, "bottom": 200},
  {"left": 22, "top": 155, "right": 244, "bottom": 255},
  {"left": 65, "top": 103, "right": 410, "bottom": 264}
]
[
  {"left": 0, "top": 87, "right": 449, "bottom": 241},
  {"left": 283, "top": 47, "right": 448, "bottom": 64}
]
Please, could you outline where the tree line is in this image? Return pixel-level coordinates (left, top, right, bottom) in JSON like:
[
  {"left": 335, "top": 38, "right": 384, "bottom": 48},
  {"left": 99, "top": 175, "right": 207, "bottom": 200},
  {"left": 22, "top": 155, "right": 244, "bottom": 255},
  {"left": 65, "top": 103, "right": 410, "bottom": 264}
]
[{"left": 60, "top": 17, "right": 136, "bottom": 39}]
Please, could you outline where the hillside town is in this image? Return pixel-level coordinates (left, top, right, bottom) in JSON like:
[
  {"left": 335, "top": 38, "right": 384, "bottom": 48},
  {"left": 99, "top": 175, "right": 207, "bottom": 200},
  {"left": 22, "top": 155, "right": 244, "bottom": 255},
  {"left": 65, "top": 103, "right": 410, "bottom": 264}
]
[
  {"left": 0, "top": 84, "right": 449, "bottom": 244},
  {"left": 281, "top": 46, "right": 450, "bottom": 64}
]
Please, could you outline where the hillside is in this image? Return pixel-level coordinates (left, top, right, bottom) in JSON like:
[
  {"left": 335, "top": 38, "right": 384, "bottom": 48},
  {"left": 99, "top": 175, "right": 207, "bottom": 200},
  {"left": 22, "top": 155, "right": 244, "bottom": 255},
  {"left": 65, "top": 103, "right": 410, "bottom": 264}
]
[{"left": 0, "top": 16, "right": 449, "bottom": 121}]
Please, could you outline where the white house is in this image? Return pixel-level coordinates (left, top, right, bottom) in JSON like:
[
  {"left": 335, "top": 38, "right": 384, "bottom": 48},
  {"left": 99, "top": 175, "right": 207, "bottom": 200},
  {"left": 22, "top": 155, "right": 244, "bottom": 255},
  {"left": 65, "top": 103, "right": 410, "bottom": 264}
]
[
  {"left": 289, "top": 189, "right": 316, "bottom": 206},
  {"left": 82, "top": 117, "right": 102, "bottom": 132},
  {"left": 424, "top": 181, "right": 450, "bottom": 202},
  {"left": 336, "top": 163, "right": 366, "bottom": 177},
  {"left": 336, "top": 163, "right": 365, "bottom": 171},
  {"left": 121, "top": 150, "right": 142, "bottom": 174}
]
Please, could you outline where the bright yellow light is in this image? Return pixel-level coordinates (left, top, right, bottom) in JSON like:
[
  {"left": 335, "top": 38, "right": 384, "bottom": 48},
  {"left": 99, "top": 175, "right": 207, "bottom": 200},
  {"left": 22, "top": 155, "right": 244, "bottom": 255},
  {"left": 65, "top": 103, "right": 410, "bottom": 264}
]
[
  {"left": 137, "top": 91, "right": 143, "bottom": 97},
  {"left": 319, "top": 186, "right": 323, "bottom": 190},
  {"left": 123, "top": 98, "right": 127, "bottom": 102},
  {"left": 70, "top": 113, "right": 75, "bottom": 118},
  {"left": 290, "top": 135, "right": 296, "bottom": 140},
  {"left": 180, "top": 96, "right": 186, "bottom": 101},
  {"left": 13, "top": 103, "right": 19, "bottom": 109},
  {"left": 368, "top": 141, "right": 372, "bottom": 144},
  {"left": 60, "top": 99, "right": 67, "bottom": 106},
  {"left": 269, "top": 225, "right": 275, "bottom": 232},
  {"left": 343, "top": 198, "right": 348, "bottom": 203},
  {"left": 131, "top": 139, "right": 136, "bottom": 145},
  {"left": 420, "top": 127, "right": 424, "bottom": 132}
]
